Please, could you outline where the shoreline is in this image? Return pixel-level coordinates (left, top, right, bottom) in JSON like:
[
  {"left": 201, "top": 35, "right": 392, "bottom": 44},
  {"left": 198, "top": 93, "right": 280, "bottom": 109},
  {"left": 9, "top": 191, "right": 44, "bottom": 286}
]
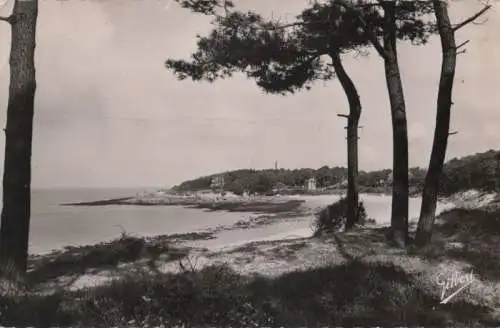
[
  {"left": 60, "top": 192, "right": 308, "bottom": 214},
  {"left": 59, "top": 188, "right": 424, "bottom": 207},
  {"left": 37, "top": 189, "right": 497, "bottom": 259},
  {"left": 60, "top": 196, "right": 135, "bottom": 206},
  {"left": 58, "top": 192, "right": 460, "bottom": 209},
  {"left": 62, "top": 198, "right": 307, "bottom": 214}
]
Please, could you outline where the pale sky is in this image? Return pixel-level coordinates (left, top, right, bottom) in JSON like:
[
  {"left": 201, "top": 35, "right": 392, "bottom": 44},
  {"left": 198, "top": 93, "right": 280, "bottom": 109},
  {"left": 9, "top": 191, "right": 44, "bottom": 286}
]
[{"left": 0, "top": 0, "right": 499, "bottom": 189}]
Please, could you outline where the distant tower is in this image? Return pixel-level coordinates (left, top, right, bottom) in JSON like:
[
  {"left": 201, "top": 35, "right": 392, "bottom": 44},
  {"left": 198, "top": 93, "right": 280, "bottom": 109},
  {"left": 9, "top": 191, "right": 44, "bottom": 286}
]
[{"left": 275, "top": 160, "right": 279, "bottom": 170}]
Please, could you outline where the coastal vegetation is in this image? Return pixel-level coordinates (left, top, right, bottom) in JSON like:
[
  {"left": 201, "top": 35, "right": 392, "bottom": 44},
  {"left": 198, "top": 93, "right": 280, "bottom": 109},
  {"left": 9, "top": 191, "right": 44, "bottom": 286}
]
[
  {"left": 175, "top": 167, "right": 407, "bottom": 195},
  {"left": 174, "top": 149, "right": 500, "bottom": 197},
  {"left": 0, "top": 262, "right": 495, "bottom": 327},
  {"left": 313, "top": 197, "right": 368, "bottom": 235}
]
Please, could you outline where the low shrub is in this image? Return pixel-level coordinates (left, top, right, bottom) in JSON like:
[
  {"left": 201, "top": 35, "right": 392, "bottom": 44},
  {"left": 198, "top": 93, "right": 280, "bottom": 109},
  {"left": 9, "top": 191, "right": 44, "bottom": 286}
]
[
  {"left": 365, "top": 217, "right": 377, "bottom": 225},
  {"left": 313, "top": 197, "right": 368, "bottom": 235},
  {"left": 27, "top": 234, "right": 188, "bottom": 285}
]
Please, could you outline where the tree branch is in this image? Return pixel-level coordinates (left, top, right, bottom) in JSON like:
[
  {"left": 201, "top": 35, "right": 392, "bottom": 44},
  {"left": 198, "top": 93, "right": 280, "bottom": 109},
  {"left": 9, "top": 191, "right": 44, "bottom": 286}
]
[
  {"left": 263, "top": 21, "right": 306, "bottom": 31},
  {"left": 453, "top": 5, "right": 491, "bottom": 31},
  {"left": 222, "top": 0, "right": 231, "bottom": 16},
  {"left": 0, "top": 16, "right": 12, "bottom": 24},
  {"left": 456, "top": 40, "right": 470, "bottom": 50},
  {"left": 449, "top": 131, "right": 458, "bottom": 136},
  {"left": 337, "top": 113, "right": 349, "bottom": 119},
  {"left": 174, "top": 0, "right": 233, "bottom": 16},
  {"left": 263, "top": 0, "right": 385, "bottom": 32}
]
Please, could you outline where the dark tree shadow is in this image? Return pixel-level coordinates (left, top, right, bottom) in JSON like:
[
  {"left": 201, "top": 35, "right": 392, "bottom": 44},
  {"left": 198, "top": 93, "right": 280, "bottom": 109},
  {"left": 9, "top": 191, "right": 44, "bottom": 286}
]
[
  {"left": 247, "top": 261, "right": 496, "bottom": 326},
  {"left": 414, "top": 208, "right": 500, "bottom": 282}
]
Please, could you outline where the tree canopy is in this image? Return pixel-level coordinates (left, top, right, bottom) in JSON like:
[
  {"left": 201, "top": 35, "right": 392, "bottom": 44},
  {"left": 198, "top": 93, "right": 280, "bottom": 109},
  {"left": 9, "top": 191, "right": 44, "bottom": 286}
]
[
  {"left": 166, "top": 0, "right": 435, "bottom": 94},
  {"left": 175, "top": 166, "right": 401, "bottom": 195},
  {"left": 440, "top": 149, "right": 500, "bottom": 195},
  {"left": 173, "top": 149, "right": 500, "bottom": 197}
]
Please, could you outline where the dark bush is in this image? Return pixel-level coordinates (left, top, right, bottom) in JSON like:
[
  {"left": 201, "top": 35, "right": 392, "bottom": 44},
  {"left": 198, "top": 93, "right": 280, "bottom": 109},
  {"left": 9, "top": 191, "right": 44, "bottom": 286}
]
[{"left": 313, "top": 197, "right": 368, "bottom": 235}]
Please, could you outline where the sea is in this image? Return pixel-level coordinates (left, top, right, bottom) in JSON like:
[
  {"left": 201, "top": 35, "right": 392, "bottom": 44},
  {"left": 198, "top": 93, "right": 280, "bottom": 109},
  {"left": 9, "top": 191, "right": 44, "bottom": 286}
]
[
  {"left": 26, "top": 187, "right": 259, "bottom": 255},
  {"left": 0, "top": 188, "right": 446, "bottom": 255}
]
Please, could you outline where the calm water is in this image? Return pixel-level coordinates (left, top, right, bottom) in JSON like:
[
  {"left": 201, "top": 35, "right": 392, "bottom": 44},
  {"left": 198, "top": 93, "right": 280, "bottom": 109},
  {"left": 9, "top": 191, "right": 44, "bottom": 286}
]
[
  {"left": 0, "top": 189, "right": 447, "bottom": 255},
  {"left": 25, "top": 188, "right": 256, "bottom": 254}
]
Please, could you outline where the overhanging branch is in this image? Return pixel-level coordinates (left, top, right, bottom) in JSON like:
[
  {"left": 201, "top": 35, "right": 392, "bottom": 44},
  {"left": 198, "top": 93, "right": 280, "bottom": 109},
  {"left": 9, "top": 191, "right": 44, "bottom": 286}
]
[
  {"left": 0, "top": 16, "right": 12, "bottom": 24},
  {"left": 453, "top": 5, "right": 491, "bottom": 31}
]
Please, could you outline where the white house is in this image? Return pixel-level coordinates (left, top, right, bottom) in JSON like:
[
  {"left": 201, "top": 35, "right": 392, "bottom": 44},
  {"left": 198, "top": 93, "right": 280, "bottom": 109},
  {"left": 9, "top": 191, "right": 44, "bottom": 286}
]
[
  {"left": 305, "top": 177, "right": 317, "bottom": 191},
  {"left": 210, "top": 175, "right": 225, "bottom": 190}
]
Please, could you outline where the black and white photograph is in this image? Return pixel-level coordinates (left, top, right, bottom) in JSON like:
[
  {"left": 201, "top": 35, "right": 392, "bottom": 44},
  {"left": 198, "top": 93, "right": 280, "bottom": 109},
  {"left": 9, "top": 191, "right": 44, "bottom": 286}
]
[{"left": 0, "top": 0, "right": 499, "bottom": 326}]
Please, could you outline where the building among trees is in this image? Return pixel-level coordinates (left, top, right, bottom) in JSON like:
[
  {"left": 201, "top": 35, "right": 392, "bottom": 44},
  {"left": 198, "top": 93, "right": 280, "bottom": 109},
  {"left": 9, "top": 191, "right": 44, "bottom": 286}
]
[
  {"left": 305, "top": 177, "right": 317, "bottom": 191},
  {"left": 387, "top": 172, "right": 393, "bottom": 184},
  {"left": 210, "top": 175, "right": 225, "bottom": 191}
]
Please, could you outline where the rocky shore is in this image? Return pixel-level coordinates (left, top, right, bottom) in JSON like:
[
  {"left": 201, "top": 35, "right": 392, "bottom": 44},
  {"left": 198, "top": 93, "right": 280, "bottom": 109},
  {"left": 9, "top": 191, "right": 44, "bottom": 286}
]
[{"left": 61, "top": 191, "right": 307, "bottom": 213}]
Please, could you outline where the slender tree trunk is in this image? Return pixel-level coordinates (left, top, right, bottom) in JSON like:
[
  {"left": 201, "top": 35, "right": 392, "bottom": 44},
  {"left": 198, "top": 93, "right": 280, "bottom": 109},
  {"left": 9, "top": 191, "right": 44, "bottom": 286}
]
[
  {"left": 330, "top": 52, "right": 361, "bottom": 230},
  {"left": 0, "top": 0, "right": 38, "bottom": 277},
  {"left": 345, "top": 117, "right": 360, "bottom": 227},
  {"left": 415, "top": 0, "right": 456, "bottom": 247},
  {"left": 381, "top": 2, "right": 409, "bottom": 247}
]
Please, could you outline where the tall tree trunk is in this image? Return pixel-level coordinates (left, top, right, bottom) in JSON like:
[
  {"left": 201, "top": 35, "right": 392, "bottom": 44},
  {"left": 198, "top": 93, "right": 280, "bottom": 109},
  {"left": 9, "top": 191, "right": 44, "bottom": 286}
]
[
  {"left": 330, "top": 52, "right": 361, "bottom": 230},
  {"left": 0, "top": 0, "right": 38, "bottom": 277},
  {"left": 381, "top": 2, "right": 409, "bottom": 247},
  {"left": 415, "top": 0, "right": 456, "bottom": 248}
]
